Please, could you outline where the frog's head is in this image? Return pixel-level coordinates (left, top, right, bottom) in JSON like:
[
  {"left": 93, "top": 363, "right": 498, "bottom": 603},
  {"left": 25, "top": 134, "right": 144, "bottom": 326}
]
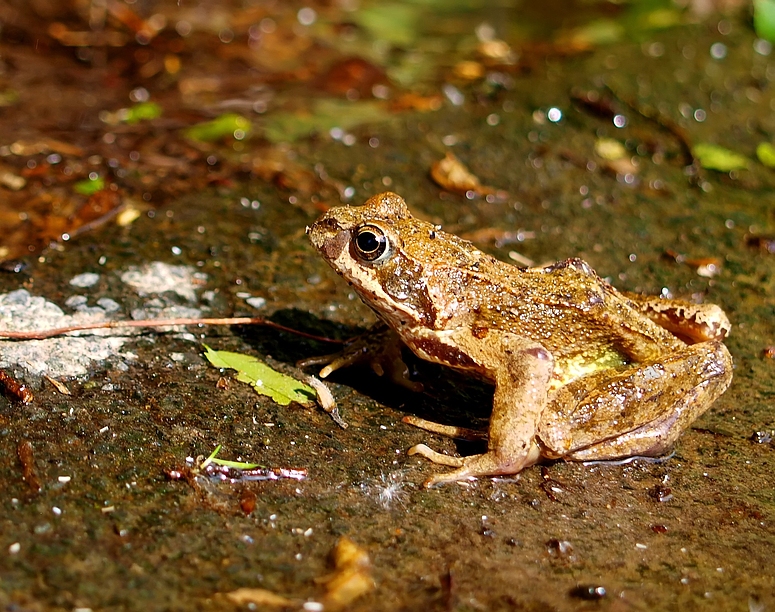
[
  {"left": 307, "top": 192, "right": 435, "bottom": 328},
  {"left": 307, "top": 192, "right": 410, "bottom": 260}
]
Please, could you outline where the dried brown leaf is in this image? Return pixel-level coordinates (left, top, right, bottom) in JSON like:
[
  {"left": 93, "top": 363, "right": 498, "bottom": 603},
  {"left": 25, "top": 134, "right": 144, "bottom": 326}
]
[
  {"left": 225, "top": 587, "right": 295, "bottom": 607},
  {"left": 44, "top": 375, "right": 72, "bottom": 396},
  {"left": 319, "top": 537, "right": 374, "bottom": 611},
  {"left": 430, "top": 152, "right": 506, "bottom": 199}
]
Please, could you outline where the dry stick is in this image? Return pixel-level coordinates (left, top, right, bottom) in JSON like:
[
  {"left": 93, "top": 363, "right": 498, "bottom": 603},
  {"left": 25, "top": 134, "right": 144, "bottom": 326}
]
[{"left": 0, "top": 317, "right": 343, "bottom": 344}]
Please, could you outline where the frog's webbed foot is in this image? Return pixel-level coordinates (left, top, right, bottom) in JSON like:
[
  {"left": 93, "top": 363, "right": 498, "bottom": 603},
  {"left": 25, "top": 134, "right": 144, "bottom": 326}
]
[
  {"left": 410, "top": 443, "right": 543, "bottom": 487},
  {"left": 297, "top": 323, "right": 422, "bottom": 392}
]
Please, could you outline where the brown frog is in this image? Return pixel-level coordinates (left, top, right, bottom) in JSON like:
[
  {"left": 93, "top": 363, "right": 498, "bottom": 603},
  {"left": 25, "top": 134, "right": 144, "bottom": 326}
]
[{"left": 306, "top": 192, "right": 733, "bottom": 487}]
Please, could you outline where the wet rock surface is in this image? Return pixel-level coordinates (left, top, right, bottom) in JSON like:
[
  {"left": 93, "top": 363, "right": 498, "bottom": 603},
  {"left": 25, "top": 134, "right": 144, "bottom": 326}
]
[{"left": 1, "top": 2, "right": 774, "bottom": 610}]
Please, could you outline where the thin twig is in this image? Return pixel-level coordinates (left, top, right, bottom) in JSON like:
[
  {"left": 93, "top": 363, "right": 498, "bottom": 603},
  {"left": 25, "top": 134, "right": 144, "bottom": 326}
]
[
  {"left": 0, "top": 317, "right": 343, "bottom": 344},
  {"left": 602, "top": 83, "right": 696, "bottom": 169}
]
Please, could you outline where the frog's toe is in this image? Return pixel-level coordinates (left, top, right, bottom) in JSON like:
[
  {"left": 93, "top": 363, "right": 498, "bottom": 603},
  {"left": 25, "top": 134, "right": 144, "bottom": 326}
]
[
  {"left": 318, "top": 350, "right": 369, "bottom": 378},
  {"left": 422, "top": 470, "right": 477, "bottom": 488},
  {"left": 417, "top": 444, "right": 543, "bottom": 487},
  {"left": 407, "top": 443, "right": 463, "bottom": 467},
  {"left": 296, "top": 350, "right": 359, "bottom": 377}
]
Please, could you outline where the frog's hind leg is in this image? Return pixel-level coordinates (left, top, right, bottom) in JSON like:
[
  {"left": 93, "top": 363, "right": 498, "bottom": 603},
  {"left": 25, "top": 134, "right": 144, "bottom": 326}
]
[
  {"left": 405, "top": 327, "right": 554, "bottom": 487},
  {"left": 538, "top": 340, "right": 732, "bottom": 462}
]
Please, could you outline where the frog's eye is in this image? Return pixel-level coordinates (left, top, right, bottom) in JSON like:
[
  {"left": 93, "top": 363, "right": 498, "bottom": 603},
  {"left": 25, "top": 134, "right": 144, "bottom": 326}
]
[{"left": 354, "top": 224, "right": 391, "bottom": 263}]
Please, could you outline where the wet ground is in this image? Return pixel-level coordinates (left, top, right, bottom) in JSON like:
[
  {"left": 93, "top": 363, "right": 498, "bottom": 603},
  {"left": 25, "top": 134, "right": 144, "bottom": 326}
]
[{"left": 1, "top": 1, "right": 774, "bottom": 610}]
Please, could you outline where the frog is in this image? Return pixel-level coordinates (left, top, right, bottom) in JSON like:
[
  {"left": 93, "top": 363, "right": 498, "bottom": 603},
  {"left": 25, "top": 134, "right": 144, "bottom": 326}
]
[{"left": 306, "top": 192, "right": 733, "bottom": 487}]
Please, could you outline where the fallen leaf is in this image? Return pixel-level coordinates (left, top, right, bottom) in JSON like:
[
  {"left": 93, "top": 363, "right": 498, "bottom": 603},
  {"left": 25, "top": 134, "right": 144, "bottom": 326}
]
[
  {"left": 116, "top": 204, "right": 143, "bottom": 227},
  {"left": 9, "top": 138, "right": 84, "bottom": 157},
  {"left": 754, "top": 0, "right": 775, "bottom": 43},
  {"left": 319, "top": 57, "right": 388, "bottom": 97},
  {"left": 756, "top": 142, "right": 775, "bottom": 168},
  {"left": 477, "top": 39, "right": 516, "bottom": 63},
  {"left": 203, "top": 345, "right": 315, "bottom": 406},
  {"left": 663, "top": 250, "right": 722, "bottom": 277},
  {"left": 75, "top": 189, "right": 122, "bottom": 226},
  {"left": 0, "top": 167, "right": 25, "bottom": 190},
  {"left": 262, "top": 99, "right": 390, "bottom": 144},
  {"left": 319, "top": 537, "right": 375, "bottom": 611},
  {"left": 564, "top": 19, "right": 624, "bottom": 47},
  {"left": 74, "top": 176, "right": 106, "bottom": 196},
  {"left": 453, "top": 60, "right": 485, "bottom": 80},
  {"left": 389, "top": 92, "right": 442, "bottom": 112},
  {"left": 306, "top": 375, "right": 347, "bottom": 429},
  {"left": 430, "top": 152, "right": 505, "bottom": 198},
  {"left": 184, "top": 113, "right": 251, "bottom": 142},
  {"left": 692, "top": 142, "right": 749, "bottom": 172},
  {"left": 594, "top": 137, "right": 627, "bottom": 161},
  {"left": 44, "top": 375, "right": 72, "bottom": 396},
  {"left": 123, "top": 101, "right": 163, "bottom": 124},
  {"left": 353, "top": 4, "right": 420, "bottom": 47},
  {"left": 47, "top": 22, "right": 128, "bottom": 46},
  {"left": 201, "top": 444, "right": 260, "bottom": 470},
  {"left": 225, "top": 587, "right": 295, "bottom": 607}
]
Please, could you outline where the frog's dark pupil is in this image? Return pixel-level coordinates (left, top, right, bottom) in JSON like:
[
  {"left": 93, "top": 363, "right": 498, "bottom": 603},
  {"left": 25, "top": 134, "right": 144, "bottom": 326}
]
[
  {"left": 355, "top": 227, "right": 388, "bottom": 261},
  {"left": 357, "top": 231, "right": 380, "bottom": 253}
]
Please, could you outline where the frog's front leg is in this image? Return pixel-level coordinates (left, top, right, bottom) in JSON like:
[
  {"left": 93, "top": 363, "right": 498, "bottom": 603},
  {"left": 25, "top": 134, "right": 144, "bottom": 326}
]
[
  {"left": 405, "top": 327, "right": 553, "bottom": 487},
  {"left": 538, "top": 339, "right": 732, "bottom": 461},
  {"left": 298, "top": 322, "right": 422, "bottom": 391}
]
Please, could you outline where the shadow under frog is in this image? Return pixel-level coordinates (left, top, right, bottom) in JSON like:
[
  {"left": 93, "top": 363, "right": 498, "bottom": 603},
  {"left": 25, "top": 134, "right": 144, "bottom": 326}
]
[{"left": 305, "top": 192, "right": 733, "bottom": 487}]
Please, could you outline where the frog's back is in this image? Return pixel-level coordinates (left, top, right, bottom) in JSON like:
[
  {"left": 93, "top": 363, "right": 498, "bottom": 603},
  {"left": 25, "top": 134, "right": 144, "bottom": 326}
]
[
  {"left": 421, "top": 247, "right": 685, "bottom": 364},
  {"left": 510, "top": 261, "right": 684, "bottom": 361},
  {"left": 330, "top": 193, "right": 685, "bottom": 365}
]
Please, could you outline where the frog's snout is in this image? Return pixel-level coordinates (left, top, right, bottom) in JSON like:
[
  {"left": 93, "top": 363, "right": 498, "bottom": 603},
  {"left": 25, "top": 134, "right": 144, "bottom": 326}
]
[{"left": 308, "top": 216, "right": 351, "bottom": 264}]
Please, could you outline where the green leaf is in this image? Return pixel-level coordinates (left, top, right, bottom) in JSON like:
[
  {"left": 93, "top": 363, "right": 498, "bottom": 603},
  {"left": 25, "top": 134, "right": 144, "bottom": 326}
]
[
  {"left": 756, "top": 142, "right": 775, "bottom": 168},
  {"left": 74, "top": 175, "right": 106, "bottom": 195},
  {"left": 262, "top": 99, "right": 391, "bottom": 143},
  {"left": 203, "top": 345, "right": 315, "bottom": 406},
  {"left": 123, "top": 101, "right": 162, "bottom": 124},
  {"left": 569, "top": 19, "right": 624, "bottom": 46},
  {"left": 754, "top": 0, "right": 775, "bottom": 43},
  {"left": 210, "top": 457, "right": 262, "bottom": 469},
  {"left": 184, "top": 113, "right": 252, "bottom": 142},
  {"left": 692, "top": 143, "right": 749, "bottom": 172},
  {"left": 201, "top": 444, "right": 261, "bottom": 470},
  {"left": 200, "top": 444, "right": 222, "bottom": 468},
  {"left": 353, "top": 4, "right": 420, "bottom": 47},
  {"left": 642, "top": 8, "right": 682, "bottom": 29}
]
